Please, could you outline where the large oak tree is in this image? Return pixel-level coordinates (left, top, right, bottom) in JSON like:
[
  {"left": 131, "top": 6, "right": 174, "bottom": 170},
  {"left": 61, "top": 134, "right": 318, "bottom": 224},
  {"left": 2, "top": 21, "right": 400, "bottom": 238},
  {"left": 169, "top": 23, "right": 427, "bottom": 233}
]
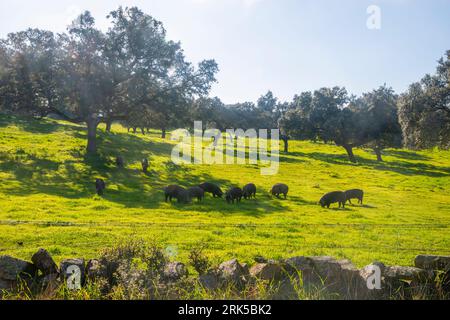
[{"left": 0, "top": 7, "right": 218, "bottom": 153}]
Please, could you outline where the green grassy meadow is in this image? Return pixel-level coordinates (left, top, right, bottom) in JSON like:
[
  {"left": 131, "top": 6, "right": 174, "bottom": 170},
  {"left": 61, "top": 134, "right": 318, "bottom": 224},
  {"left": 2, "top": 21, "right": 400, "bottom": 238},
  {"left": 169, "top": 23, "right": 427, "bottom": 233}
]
[{"left": 0, "top": 114, "right": 449, "bottom": 268}]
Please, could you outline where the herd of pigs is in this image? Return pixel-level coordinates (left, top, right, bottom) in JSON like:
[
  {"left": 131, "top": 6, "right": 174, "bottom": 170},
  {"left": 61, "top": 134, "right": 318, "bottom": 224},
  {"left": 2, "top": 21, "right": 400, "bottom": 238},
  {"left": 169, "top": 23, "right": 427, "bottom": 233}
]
[
  {"left": 94, "top": 157, "right": 364, "bottom": 208},
  {"left": 161, "top": 182, "right": 364, "bottom": 208}
]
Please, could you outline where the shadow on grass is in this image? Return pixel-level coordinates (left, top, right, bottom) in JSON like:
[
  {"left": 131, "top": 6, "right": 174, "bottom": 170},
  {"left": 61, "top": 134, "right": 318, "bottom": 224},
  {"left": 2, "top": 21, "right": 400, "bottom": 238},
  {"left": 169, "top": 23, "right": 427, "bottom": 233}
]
[
  {"left": 73, "top": 129, "right": 174, "bottom": 160},
  {"left": 0, "top": 116, "right": 308, "bottom": 215},
  {"left": 0, "top": 114, "right": 84, "bottom": 134},
  {"left": 383, "top": 150, "right": 432, "bottom": 161},
  {"left": 0, "top": 149, "right": 289, "bottom": 215},
  {"left": 284, "top": 151, "right": 450, "bottom": 178},
  {"left": 0, "top": 151, "right": 96, "bottom": 198},
  {"left": 327, "top": 207, "right": 355, "bottom": 212},
  {"left": 283, "top": 195, "right": 317, "bottom": 206},
  {"left": 361, "top": 204, "right": 377, "bottom": 209},
  {"left": 2, "top": 115, "right": 446, "bottom": 216}
]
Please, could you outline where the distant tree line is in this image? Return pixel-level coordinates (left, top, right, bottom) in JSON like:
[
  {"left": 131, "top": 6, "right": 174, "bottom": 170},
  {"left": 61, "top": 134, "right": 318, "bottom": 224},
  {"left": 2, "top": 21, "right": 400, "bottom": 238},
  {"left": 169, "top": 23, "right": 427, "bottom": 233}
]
[
  {"left": 0, "top": 6, "right": 449, "bottom": 161},
  {"left": 278, "top": 85, "right": 402, "bottom": 162},
  {"left": 188, "top": 52, "right": 450, "bottom": 162}
]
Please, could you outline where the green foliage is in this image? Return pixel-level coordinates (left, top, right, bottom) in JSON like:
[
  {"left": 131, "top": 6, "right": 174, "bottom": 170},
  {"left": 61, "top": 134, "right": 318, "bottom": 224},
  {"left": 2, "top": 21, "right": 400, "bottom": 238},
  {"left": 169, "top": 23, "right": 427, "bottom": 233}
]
[
  {"left": 0, "top": 6, "right": 218, "bottom": 153},
  {"left": 188, "top": 243, "right": 211, "bottom": 276},
  {"left": 398, "top": 50, "right": 450, "bottom": 149}
]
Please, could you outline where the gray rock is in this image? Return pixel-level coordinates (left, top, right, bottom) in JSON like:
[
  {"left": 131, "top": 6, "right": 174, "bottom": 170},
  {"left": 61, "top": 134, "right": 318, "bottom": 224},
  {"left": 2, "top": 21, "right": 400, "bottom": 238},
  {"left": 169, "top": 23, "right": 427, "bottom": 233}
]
[
  {"left": 415, "top": 255, "right": 450, "bottom": 271},
  {"left": 199, "top": 270, "right": 220, "bottom": 291},
  {"left": 386, "top": 279, "right": 413, "bottom": 300},
  {"left": 85, "top": 259, "right": 108, "bottom": 281},
  {"left": 359, "top": 263, "right": 388, "bottom": 300},
  {"left": 60, "top": 258, "right": 85, "bottom": 287},
  {"left": 309, "top": 257, "right": 362, "bottom": 298},
  {"left": 359, "top": 263, "right": 431, "bottom": 300},
  {"left": 286, "top": 256, "right": 363, "bottom": 299},
  {"left": 270, "top": 279, "right": 298, "bottom": 299},
  {"left": 250, "top": 262, "right": 285, "bottom": 281},
  {"left": 240, "top": 262, "right": 250, "bottom": 275},
  {"left": 38, "top": 273, "right": 61, "bottom": 291},
  {"left": 386, "top": 265, "right": 436, "bottom": 299},
  {"left": 385, "top": 265, "right": 433, "bottom": 282},
  {"left": 31, "top": 248, "right": 58, "bottom": 275},
  {"left": 0, "top": 278, "right": 15, "bottom": 291},
  {"left": 218, "top": 259, "right": 249, "bottom": 286},
  {"left": 0, "top": 255, "right": 37, "bottom": 281},
  {"left": 162, "top": 262, "right": 188, "bottom": 282},
  {"left": 284, "top": 256, "right": 313, "bottom": 273}
]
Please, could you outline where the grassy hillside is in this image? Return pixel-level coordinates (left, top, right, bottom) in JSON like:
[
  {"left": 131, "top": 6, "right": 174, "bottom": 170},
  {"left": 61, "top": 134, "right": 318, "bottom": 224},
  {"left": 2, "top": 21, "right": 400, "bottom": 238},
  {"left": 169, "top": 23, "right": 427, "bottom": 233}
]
[{"left": 0, "top": 114, "right": 449, "bottom": 267}]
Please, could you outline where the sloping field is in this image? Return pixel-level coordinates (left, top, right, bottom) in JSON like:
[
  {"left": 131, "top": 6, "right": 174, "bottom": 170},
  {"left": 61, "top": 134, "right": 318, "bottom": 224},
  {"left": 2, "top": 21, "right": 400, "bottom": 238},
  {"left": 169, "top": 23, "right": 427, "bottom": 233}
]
[{"left": 0, "top": 115, "right": 449, "bottom": 267}]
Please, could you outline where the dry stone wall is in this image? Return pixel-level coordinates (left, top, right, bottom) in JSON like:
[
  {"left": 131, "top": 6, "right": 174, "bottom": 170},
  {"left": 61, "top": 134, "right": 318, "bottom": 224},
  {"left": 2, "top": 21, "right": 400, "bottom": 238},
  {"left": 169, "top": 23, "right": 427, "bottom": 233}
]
[{"left": 1, "top": 249, "right": 449, "bottom": 300}]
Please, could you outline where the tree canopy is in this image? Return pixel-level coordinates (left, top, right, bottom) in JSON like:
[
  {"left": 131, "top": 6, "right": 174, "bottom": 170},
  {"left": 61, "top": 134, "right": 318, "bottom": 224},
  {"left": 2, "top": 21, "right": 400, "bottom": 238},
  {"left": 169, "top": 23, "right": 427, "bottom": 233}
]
[
  {"left": 0, "top": 7, "right": 218, "bottom": 153},
  {"left": 0, "top": 7, "right": 449, "bottom": 160},
  {"left": 398, "top": 51, "right": 450, "bottom": 149}
]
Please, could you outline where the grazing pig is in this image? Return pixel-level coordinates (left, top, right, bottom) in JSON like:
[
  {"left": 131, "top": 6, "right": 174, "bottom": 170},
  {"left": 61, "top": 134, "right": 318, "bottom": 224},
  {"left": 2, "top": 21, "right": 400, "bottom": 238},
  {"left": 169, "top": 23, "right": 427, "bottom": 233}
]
[
  {"left": 164, "top": 185, "right": 188, "bottom": 203},
  {"left": 243, "top": 183, "right": 257, "bottom": 199},
  {"left": 345, "top": 189, "right": 364, "bottom": 205},
  {"left": 271, "top": 183, "right": 289, "bottom": 199},
  {"left": 320, "top": 191, "right": 346, "bottom": 209},
  {"left": 95, "top": 179, "right": 106, "bottom": 196},
  {"left": 188, "top": 186, "right": 205, "bottom": 202},
  {"left": 177, "top": 189, "right": 191, "bottom": 204},
  {"left": 142, "top": 158, "right": 149, "bottom": 173},
  {"left": 226, "top": 187, "right": 243, "bottom": 204},
  {"left": 199, "top": 182, "right": 224, "bottom": 198},
  {"left": 116, "top": 156, "right": 124, "bottom": 168}
]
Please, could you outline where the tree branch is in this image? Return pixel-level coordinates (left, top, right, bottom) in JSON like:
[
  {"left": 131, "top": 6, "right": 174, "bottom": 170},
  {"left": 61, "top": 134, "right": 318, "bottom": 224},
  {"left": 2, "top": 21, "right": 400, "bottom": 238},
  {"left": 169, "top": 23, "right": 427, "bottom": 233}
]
[{"left": 45, "top": 107, "right": 85, "bottom": 123}]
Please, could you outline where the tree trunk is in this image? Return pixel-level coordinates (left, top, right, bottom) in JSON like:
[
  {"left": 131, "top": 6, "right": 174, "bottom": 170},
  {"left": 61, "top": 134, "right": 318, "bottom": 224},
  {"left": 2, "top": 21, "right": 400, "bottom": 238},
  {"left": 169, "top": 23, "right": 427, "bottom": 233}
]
[
  {"left": 86, "top": 117, "right": 98, "bottom": 154},
  {"left": 374, "top": 147, "right": 383, "bottom": 162},
  {"left": 161, "top": 128, "right": 166, "bottom": 139},
  {"left": 105, "top": 120, "right": 112, "bottom": 132},
  {"left": 141, "top": 128, "right": 145, "bottom": 135},
  {"left": 343, "top": 145, "right": 356, "bottom": 163},
  {"left": 282, "top": 137, "right": 289, "bottom": 153},
  {"left": 133, "top": 127, "right": 137, "bottom": 134}
]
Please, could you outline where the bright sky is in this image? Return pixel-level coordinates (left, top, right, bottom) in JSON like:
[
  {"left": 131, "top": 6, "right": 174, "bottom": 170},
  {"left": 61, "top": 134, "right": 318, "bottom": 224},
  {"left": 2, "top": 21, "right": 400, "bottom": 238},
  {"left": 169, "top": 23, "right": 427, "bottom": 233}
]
[{"left": 1, "top": 0, "right": 449, "bottom": 104}]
